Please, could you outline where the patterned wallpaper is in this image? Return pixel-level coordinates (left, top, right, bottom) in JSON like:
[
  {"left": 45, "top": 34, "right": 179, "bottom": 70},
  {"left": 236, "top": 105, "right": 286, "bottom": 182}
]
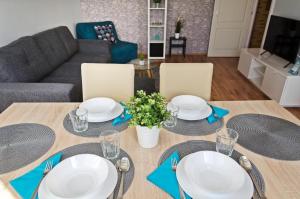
[{"left": 80, "top": 0, "right": 215, "bottom": 54}]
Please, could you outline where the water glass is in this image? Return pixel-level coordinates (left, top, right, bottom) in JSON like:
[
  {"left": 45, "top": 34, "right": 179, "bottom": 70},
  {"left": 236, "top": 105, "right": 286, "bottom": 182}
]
[
  {"left": 69, "top": 108, "right": 88, "bottom": 133},
  {"left": 101, "top": 130, "right": 120, "bottom": 160},
  {"left": 216, "top": 128, "right": 239, "bottom": 156},
  {"left": 164, "top": 103, "right": 179, "bottom": 128}
]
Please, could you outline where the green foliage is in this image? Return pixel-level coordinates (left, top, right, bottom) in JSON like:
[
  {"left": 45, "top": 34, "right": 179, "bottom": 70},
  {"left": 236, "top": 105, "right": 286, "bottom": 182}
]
[
  {"left": 138, "top": 53, "right": 145, "bottom": 60},
  {"left": 126, "top": 90, "right": 170, "bottom": 128},
  {"left": 153, "top": 0, "right": 161, "bottom": 3}
]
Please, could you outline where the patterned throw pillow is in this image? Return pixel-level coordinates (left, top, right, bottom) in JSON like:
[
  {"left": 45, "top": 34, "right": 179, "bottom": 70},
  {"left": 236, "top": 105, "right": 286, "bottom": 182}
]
[{"left": 94, "top": 25, "right": 117, "bottom": 43}]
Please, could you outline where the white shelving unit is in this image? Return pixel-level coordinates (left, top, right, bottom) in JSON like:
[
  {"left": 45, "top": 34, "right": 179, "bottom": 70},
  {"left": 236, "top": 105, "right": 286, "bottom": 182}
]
[
  {"left": 148, "top": 0, "right": 168, "bottom": 63},
  {"left": 238, "top": 48, "right": 300, "bottom": 107}
]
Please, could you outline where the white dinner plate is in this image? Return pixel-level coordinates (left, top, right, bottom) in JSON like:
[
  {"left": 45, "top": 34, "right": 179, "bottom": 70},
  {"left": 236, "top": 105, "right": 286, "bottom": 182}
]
[
  {"left": 38, "top": 154, "right": 118, "bottom": 199},
  {"left": 79, "top": 98, "right": 116, "bottom": 115},
  {"left": 176, "top": 151, "right": 254, "bottom": 199},
  {"left": 170, "top": 95, "right": 212, "bottom": 120}
]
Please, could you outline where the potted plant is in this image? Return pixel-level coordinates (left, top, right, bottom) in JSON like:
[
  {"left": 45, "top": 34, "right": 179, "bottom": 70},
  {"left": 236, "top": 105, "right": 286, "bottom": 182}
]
[
  {"left": 138, "top": 53, "right": 145, "bottom": 66},
  {"left": 127, "top": 90, "right": 170, "bottom": 148},
  {"left": 175, "top": 16, "right": 184, "bottom": 39},
  {"left": 153, "top": 0, "right": 161, "bottom": 8}
]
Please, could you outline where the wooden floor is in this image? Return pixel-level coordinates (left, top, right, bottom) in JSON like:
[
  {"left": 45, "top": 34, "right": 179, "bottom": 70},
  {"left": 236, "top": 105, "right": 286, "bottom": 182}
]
[{"left": 156, "top": 55, "right": 300, "bottom": 119}]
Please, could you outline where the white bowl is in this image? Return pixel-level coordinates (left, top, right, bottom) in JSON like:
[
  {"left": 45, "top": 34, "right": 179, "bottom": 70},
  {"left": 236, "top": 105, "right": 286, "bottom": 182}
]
[
  {"left": 80, "top": 98, "right": 116, "bottom": 115},
  {"left": 176, "top": 151, "right": 254, "bottom": 199},
  {"left": 87, "top": 103, "right": 124, "bottom": 123},
  {"left": 170, "top": 95, "right": 212, "bottom": 120},
  {"left": 39, "top": 154, "right": 111, "bottom": 199}
]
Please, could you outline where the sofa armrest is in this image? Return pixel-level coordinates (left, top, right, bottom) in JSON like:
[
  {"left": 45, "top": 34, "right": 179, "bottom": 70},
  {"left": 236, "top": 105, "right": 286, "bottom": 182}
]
[
  {"left": 0, "top": 83, "right": 76, "bottom": 112},
  {"left": 77, "top": 39, "right": 111, "bottom": 56}
]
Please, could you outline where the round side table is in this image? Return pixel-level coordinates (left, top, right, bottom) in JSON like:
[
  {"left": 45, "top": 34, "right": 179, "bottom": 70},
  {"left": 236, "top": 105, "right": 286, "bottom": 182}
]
[{"left": 129, "top": 59, "right": 158, "bottom": 78}]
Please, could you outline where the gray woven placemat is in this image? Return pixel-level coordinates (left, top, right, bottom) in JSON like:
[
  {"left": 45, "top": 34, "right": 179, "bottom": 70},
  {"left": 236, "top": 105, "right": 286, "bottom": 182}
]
[
  {"left": 159, "top": 140, "right": 265, "bottom": 199},
  {"left": 63, "top": 114, "right": 128, "bottom": 137},
  {"left": 227, "top": 114, "right": 300, "bottom": 160},
  {"left": 0, "top": 123, "right": 55, "bottom": 174},
  {"left": 50, "top": 143, "right": 134, "bottom": 198},
  {"left": 163, "top": 119, "right": 223, "bottom": 136}
]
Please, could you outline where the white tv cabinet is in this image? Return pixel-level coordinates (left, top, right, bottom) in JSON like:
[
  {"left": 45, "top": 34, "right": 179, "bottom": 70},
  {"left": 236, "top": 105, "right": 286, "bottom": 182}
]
[{"left": 238, "top": 48, "right": 300, "bottom": 107}]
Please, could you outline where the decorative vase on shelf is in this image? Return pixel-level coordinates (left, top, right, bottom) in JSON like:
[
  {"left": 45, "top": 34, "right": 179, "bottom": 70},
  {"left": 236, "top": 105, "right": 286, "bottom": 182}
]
[
  {"left": 175, "top": 33, "right": 180, "bottom": 39},
  {"left": 136, "top": 125, "right": 160, "bottom": 148},
  {"left": 155, "top": 3, "right": 160, "bottom": 8}
]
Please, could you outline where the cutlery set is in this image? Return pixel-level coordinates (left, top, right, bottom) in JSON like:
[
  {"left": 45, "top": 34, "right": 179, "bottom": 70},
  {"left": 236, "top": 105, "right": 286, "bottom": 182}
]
[
  {"left": 239, "top": 156, "right": 267, "bottom": 199},
  {"left": 171, "top": 158, "right": 186, "bottom": 199},
  {"left": 31, "top": 161, "right": 53, "bottom": 199},
  {"left": 108, "top": 157, "right": 131, "bottom": 199}
]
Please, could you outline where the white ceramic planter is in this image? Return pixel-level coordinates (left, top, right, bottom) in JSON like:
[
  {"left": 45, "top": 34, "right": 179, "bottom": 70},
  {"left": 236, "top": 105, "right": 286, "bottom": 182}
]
[
  {"left": 175, "top": 33, "right": 180, "bottom": 39},
  {"left": 155, "top": 3, "right": 160, "bottom": 8},
  {"left": 139, "top": 60, "right": 145, "bottom": 66},
  {"left": 136, "top": 125, "right": 160, "bottom": 148}
]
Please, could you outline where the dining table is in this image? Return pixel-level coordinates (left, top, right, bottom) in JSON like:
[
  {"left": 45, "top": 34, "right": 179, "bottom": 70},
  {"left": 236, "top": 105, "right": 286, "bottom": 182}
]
[{"left": 0, "top": 100, "right": 300, "bottom": 199}]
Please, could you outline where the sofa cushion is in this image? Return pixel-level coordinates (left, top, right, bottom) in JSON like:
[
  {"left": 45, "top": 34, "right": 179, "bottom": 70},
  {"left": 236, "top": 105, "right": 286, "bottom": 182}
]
[
  {"left": 0, "top": 49, "right": 27, "bottom": 82},
  {"left": 41, "top": 62, "right": 82, "bottom": 100},
  {"left": 0, "top": 37, "right": 53, "bottom": 82},
  {"left": 42, "top": 62, "right": 81, "bottom": 80},
  {"left": 55, "top": 26, "right": 78, "bottom": 57},
  {"left": 33, "top": 28, "right": 69, "bottom": 68},
  {"left": 68, "top": 53, "right": 110, "bottom": 63}
]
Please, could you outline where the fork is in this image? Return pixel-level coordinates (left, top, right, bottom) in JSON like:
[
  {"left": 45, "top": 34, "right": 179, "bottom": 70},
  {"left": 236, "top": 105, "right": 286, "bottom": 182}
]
[
  {"left": 31, "top": 161, "right": 53, "bottom": 199},
  {"left": 171, "top": 158, "right": 187, "bottom": 199}
]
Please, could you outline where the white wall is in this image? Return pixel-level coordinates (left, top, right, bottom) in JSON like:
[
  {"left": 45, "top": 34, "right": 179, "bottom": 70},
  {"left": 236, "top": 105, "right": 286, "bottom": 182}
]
[
  {"left": 0, "top": 0, "right": 81, "bottom": 47},
  {"left": 273, "top": 0, "right": 300, "bottom": 20}
]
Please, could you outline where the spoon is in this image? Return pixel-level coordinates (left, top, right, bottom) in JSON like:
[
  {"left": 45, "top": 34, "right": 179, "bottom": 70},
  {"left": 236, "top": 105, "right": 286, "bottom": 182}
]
[
  {"left": 116, "top": 157, "right": 130, "bottom": 199},
  {"left": 239, "top": 156, "right": 267, "bottom": 199}
]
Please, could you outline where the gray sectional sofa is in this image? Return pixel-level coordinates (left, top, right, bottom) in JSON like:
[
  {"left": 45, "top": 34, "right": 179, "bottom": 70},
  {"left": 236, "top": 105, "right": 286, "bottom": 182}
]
[{"left": 0, "top": 26, "right": 112, "bottom": 112}]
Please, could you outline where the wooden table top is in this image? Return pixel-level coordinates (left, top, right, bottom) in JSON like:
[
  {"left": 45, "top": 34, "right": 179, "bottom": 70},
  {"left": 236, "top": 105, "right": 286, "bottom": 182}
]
[{"left": 0, "top": 101, "right": 300, "bottom": 199}]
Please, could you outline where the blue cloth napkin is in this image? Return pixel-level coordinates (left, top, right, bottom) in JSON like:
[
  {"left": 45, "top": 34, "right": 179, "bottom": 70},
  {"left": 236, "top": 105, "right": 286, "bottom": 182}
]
[
  {"left": 207, "top": 104, "right": 229, "bottom": 124},
  {"left": 147, "top": 151, "right": 191, "bottom": 199},
  {"left": 10, "top": 153, "right": 62, "bottom": 199},
  {"left": 112, "top": 102, "right": 132, "bottom": 126}
]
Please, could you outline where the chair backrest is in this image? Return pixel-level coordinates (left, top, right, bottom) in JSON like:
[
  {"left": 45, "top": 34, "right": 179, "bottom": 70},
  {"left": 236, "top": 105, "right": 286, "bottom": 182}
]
[
  {"left": 160, "top": 63, "right": 213, "bottom": 101},
  {"left": 81, "top": 63, "right": 134, "bottom": 102}
]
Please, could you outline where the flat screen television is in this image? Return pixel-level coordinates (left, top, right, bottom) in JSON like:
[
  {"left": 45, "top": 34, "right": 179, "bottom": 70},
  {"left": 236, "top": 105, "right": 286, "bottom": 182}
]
[{"left": 263, "top": 15, "right": 300, "bottom": 63}]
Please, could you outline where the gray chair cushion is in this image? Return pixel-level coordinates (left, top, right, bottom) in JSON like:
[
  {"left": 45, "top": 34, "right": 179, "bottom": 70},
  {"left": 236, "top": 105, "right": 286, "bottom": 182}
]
[
  {"left": 68, "top": 53, "right": 110, "bottom": 63},
  {"left": 0, "top": 37, "right": 52, "bottom": 82},
  {"left": 55, "top": 26, "right": 78, "bottom": 57},
  {"left": 33, "top": 28, "right": 69, "bottom": 69}
]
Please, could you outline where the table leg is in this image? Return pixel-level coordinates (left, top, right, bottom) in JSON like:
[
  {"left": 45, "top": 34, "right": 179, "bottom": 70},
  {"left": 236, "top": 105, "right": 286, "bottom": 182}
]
[{"left": 147, "top": 70, "right": 152, "bottom": 78}]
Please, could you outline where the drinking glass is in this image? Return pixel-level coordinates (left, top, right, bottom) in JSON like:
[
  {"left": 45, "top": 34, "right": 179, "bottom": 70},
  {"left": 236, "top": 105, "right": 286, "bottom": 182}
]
[
  {"left": 69, "top": 108, "right": 88, "bottom": 133},
  {"left": 216, "top": 128, "right": 239, "bottom": 156},
  {"left": 101, "top": 130, "right": 120, "bottom": 160},
  {"left": 164, "top": 103, "right": 179, "bottom": 128}
]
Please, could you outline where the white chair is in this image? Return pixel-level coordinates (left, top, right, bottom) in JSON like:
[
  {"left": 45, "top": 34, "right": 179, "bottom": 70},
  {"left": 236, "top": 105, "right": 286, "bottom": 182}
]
[
  {"left": 81, "top": 63, "right": 135, "bottom": 102},
  {"left": 160, "top": 63, "right": 214, "bottom": 101}
]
